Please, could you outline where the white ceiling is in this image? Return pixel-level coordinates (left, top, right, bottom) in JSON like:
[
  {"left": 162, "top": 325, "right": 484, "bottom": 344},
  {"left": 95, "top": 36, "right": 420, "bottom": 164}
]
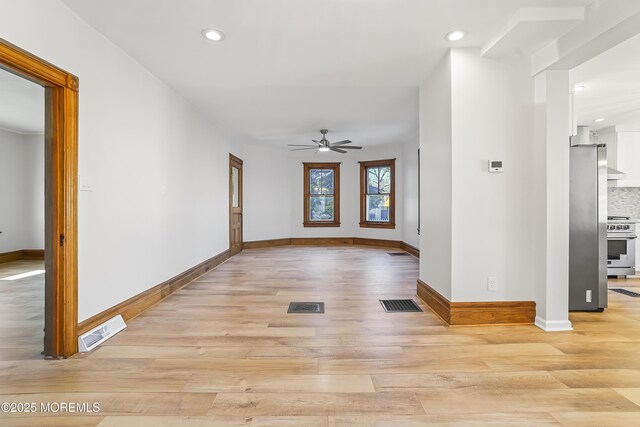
[
  {"left": 0, "top": 68, "right": 44, "bottom": 135},
  {"left": 60, "top": 0, "right": 593, "bottom": 147},
  {"left": 572, "top": 33, "right": 640, "bottom": 130}
]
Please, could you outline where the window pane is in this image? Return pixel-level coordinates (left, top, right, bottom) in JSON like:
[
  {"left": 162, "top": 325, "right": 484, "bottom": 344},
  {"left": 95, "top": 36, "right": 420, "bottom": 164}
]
[
  {"left": 231, "top": 167, "right": 239, "bottom": 208},
  {"left": 367, "top": 167, "right": 379, "bottom": 194},
  {"left": 378, "top": 166, "right": 391, "bottom": 193},
  {"left": 310, "top": 169, "right": 323, "bottom": 194},
  {"left": 310, "top": 196, "right": 334, "bottom": 221},
  {"left": 321, "top": 170, "right": 334, "bottom": 195},
  {"left": 366, "top": 195, "right": 390, "bottom": 222},
  {"left": 367, "top": 166, "right": 390, "bottom": 194}
]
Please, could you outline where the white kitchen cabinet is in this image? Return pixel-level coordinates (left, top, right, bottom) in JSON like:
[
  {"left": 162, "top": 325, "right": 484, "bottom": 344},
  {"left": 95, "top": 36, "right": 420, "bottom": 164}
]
[{"left": 615, "top": 131, "right": 640, "bottom": 187}]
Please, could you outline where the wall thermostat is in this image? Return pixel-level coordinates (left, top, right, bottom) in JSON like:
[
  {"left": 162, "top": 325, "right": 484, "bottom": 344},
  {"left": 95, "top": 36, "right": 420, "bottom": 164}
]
[{"left": 488, "top": 160, "right": 504, "bottom": 173}]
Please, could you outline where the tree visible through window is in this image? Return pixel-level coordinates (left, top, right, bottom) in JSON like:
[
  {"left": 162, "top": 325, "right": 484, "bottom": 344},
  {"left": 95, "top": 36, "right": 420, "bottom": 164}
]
[
  {"left": 360, "top": 159, "right": 395, "bottom": 228},
  {"left": 304, "top": 163, "right": 340, "bottom": 227}
]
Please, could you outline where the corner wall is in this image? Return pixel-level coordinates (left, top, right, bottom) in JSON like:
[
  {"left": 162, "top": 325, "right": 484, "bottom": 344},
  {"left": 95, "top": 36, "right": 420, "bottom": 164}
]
[{"left": 419, "top": 49, "right": 536, "bottom": 304}]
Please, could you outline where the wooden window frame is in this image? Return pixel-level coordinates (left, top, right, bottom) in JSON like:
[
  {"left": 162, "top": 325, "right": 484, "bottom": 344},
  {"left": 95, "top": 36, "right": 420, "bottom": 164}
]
[
  {"left": 0, "top": 38, "right": 79, "bottom": 358},
  {"left": 359, "top": 159, "right": 396, "bottom": 229},
  {"left": 303, "top": 162, "right": 341, "bottom": 227}
]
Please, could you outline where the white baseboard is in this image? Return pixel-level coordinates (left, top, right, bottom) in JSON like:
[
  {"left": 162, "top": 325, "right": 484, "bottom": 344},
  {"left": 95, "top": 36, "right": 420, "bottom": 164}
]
[{"left": 535, "top": 316, "right": 573, "bottom": 332}]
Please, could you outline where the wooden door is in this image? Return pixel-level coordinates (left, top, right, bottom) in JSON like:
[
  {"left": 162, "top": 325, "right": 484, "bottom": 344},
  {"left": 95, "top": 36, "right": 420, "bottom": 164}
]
[{"left": 229, "top": 154, "right": 243, "bottom": 255}]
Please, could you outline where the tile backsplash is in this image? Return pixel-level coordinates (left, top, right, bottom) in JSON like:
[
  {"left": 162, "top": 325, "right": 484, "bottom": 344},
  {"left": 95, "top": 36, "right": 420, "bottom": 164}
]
[{"left": 609, "top": 187, "right": 640, "bottom": 219}]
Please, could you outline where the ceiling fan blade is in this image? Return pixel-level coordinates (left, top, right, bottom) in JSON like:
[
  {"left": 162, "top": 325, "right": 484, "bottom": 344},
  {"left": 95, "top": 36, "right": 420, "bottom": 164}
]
[
  {"left": 288, "top": 144, "right": 318, "bottom": 147},
  {"left": 311, "top": 139, "right": 323, "bottom": 145},
  {"left": 329, "top": 147, "right": 347, "bottom": 154},
  {"left": 290, "top": 147, "right": 318, "bottom": 151},
  {"left": 334, "top": 145, "right": 362, "bottom": 149},
  {"left": 331, "top": 140, "right": 352, "bottom": 146}
]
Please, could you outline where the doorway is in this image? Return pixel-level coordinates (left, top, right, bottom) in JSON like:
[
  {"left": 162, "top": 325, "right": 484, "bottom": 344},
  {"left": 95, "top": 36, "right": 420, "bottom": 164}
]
[
  {"left": 229, "top": 154, "right": 243, "bottom": 256},
  {"left": 0, "top": 38, "right": 78, "bottom": 358}
]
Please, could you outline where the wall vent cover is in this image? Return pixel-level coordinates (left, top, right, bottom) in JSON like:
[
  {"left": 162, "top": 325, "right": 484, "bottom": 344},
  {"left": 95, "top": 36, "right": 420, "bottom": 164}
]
[
  {"left": 380, "top": 299, "right": 423, "bottom": 312},
  {"left": 78, "top": 314, "right": 127, "bottom": 352},
  {"left": 610, "top": 288, "right": 640, "bottom": 298},
  {"left": 288, "top": 302, "right": 324, "bottom": 313}
]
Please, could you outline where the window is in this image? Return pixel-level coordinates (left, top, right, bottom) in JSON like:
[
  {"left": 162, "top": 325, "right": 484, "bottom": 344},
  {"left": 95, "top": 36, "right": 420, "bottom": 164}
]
[
  {"left": 303, "top": 162, "right": 340, "bottom": 227},
  {"left": 360, "top": 159, "right": 395, "bottom": 229}
]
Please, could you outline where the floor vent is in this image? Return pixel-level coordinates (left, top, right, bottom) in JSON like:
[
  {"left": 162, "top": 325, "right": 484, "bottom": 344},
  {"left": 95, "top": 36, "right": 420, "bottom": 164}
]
[
  {"left": 388, "top": 252, "right": 409, "bottom": 256},
  {"left": 78, "top": 315, "right": 127, "bottom": 352},
  {"left": 610, "top": 288, "right": 640, "bottom": 298},
  {"left": 380, "top": 299, "right": 423, "bottom": 312},
  {"left": 288, "top": 302, "right": 325, "bottom": 313}
]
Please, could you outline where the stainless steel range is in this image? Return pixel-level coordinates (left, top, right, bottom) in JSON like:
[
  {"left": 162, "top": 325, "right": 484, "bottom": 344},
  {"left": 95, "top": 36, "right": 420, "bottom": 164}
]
[{"left": 607, "top": 216, "right": 637, "bottom": 277}]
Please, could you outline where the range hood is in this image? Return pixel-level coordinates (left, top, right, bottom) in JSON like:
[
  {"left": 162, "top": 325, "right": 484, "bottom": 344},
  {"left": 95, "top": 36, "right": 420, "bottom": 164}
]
[
  {"left": 607, "top": 167, "right": 626, "bottom": 180},
  {"left": 571, "top": 126, "right": 627, "bottom": 180}
]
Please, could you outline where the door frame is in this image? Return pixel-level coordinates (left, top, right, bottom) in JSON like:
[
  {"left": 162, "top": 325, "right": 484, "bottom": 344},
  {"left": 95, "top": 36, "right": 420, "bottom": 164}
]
[
  {"left": 229, "top": 154, "right": 243, "bottom": 255},
  {"left": 0, "top": 38, "right": 78, "bottom": 358}
]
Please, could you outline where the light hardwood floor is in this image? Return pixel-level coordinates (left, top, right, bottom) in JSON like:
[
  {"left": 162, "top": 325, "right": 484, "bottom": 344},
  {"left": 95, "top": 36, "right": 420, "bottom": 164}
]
[{"left": 2, "top": 246, "right": 640, "bottom": 426}]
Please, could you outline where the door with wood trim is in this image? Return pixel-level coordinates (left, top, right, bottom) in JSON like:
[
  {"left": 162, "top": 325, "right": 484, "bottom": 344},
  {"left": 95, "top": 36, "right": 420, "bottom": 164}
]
[
  {"left": 229, "top": 154, "right": 243, "bottom": 256},
  {"left": 0, "top": 38, "right": 79, "bottom": 358}
]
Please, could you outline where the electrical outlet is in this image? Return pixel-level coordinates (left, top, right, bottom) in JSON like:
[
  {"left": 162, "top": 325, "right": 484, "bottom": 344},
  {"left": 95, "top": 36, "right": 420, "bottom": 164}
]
[
  {"left": 487, "top": 277, "right": 497, "bottom": 291},
  {"left": 586, "top": 290, "right": 592, "bottom": 303}
]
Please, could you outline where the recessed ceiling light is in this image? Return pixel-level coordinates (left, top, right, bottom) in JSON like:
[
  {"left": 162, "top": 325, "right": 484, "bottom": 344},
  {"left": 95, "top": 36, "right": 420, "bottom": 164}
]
[
  {"left": 574, "top": 85, "right": 586, "bottom": 92},
  {"left": 201, "top": 29, "right": 225, "bottom": 42},
  {"left": 445, "top": 30, "right": 467, "bottom": 41},
  {"left": 594, "top": 118, "right": 605, "bottom": 123}
]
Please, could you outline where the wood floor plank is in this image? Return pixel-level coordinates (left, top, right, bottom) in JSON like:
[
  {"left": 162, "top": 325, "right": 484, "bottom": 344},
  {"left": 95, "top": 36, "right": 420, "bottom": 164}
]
[
  {"left": 183, "top": 374, "right": 375, "bottom": 393},
  {"left": 96, "top": 416, "right": 329, "bottom": 426},
  {"left": 551, "top": 369, "right": 640, "bottom": 388},
  {"left": 328, "top": 413, "right": 561, "bottom": 426},
  {"left": 208, "top": 392, "right": 425, "bottom": 416},
  {"left": 551, "top": 411, "right": 640, "bottom": 427},
  {"left": 372, "top": 371, "right": 568, "bottom": 391},
  {"left": 0, "top": 417, "right": 103, "bottom": 426},
  {"left": 613, "top": 388, "right": 640, "bottom": 406},
  {"left": 416, "top": 388, "right": 640, "bottom": 414}
]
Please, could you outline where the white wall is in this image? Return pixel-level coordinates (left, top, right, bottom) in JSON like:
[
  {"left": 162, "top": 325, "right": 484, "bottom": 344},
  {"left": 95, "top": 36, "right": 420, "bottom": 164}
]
[
  {"left": 0, "top": 129, "right": 44, "bottom": 252},
  {"left": 242, "top": 144, "right": 292, "bottom": 241},
  {"left": 1, "top": 0, "right": 241, "bottom": 321},
  {"left": 0, "top": 129, "right": 27, "bottom": 252},
  {"left": 419, "top": 52, "right": 453, "bottom": 300},
  {"left": 23, "top": 134, "right": 44, "bottom": 249},
  {"left": 450, "top": 49, "right": 534, "bottom": 302},
  {"left": 419, "top": 49, "right": 536, "bottom": 303},
  {"left": 402, "top": 138, "right": 419, "bottom": 248}
]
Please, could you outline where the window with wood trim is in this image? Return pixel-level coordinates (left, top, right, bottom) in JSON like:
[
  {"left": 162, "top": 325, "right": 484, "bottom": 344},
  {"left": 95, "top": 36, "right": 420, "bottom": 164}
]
[
  {"left": 360, "top": 159, "right": 395, "bottom": 229},
  {"left": 304, "top": 162, "right": 340, "bottom": 227}
]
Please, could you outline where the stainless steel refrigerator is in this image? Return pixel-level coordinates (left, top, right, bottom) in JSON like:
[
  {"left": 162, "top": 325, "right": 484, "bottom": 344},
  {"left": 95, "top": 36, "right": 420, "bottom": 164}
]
[{"left": 569, "top": 144, "right": 607, "bottom": 311}]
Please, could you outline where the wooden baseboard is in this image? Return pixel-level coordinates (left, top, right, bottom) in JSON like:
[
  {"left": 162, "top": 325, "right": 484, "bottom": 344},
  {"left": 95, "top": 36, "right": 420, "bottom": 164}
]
[
  {"left": 0, "top": 249, "right": 45, "bottom": 264},
  {"left": 416, "top": 279, "right": 535, "bottom": 326},
  {"left": 291, "top": 237, "right": 354, "bottom": 246},
  {"left": 23, "top": 249, "right": 44, "bottom": 260},
  {"left": 244, "top": 237, "right": 417, "bottom": 254},
  {"left": 353, "top": 237, "right": 401, "bottom": 248},
  {"left": 400, "top": 241, "right": 419, "bottom": 258},
  {"left": 77, "top": 250, "right": 231, "bottom": 335},
  {"left": 0, "top": 250, "right": 24, "bottom": 264},
  {"left": 243, "top": 238, "right": 291, "bottom": 249}
]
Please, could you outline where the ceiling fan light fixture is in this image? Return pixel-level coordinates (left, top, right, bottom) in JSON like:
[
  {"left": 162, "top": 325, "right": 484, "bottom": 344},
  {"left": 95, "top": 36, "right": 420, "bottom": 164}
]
[{"left": 319, "top": 146, "right": 330, "bottom": 152}]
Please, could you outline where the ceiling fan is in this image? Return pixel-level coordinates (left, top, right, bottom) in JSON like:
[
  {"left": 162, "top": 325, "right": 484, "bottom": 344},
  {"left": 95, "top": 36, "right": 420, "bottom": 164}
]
[{"left": 288, "top": 129, "right": 363, "bottom": 154}]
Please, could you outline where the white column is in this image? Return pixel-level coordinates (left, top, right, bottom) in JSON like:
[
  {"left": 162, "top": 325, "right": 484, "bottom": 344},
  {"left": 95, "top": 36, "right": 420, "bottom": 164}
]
[{"left": 533, "top": 70, "right": 573, "bottom": 331}]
